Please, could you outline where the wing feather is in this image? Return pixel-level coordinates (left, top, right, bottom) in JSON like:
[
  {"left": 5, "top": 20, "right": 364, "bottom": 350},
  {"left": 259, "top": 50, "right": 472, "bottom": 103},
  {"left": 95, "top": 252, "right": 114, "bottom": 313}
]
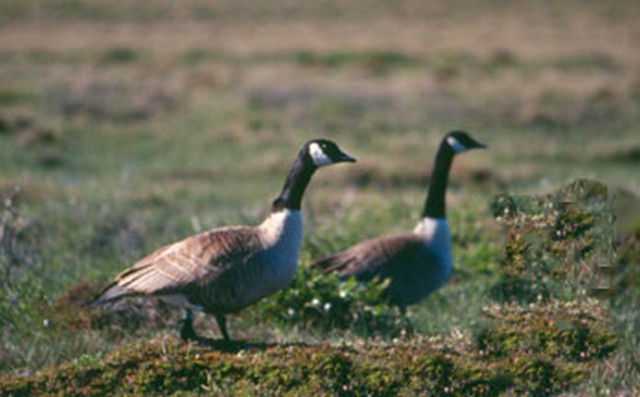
[
  {"left": 96, "top": 226, "right": 262, "bottom": 303},
  {"left": 314, "top": 235, "right": 426, "bottom": 281}
]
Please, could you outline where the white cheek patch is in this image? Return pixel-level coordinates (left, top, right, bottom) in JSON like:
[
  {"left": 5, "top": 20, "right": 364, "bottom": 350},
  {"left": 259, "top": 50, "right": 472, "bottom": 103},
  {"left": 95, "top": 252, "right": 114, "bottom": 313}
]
[
  {"left": 308, "top": 142, "right": 333, "bottom": 167},
  {"left": 446, "top": 136, "right": 467, "bottom": 153}
]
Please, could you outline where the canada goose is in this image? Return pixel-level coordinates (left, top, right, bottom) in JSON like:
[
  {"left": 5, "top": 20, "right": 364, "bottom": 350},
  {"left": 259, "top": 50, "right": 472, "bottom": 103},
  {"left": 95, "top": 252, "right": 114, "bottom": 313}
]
[
  {"left": 94, "top": 139, "right": 356, "bottom": 341},
  {"left": 313, "top": 131, "right": 485, "bottom": 312}
]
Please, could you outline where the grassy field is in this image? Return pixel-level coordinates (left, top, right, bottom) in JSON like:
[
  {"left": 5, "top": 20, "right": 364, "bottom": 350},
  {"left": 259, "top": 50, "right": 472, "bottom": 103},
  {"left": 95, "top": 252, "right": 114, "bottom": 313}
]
[{"left": 1, "top": 1, "right": 639, "bottom": 395}]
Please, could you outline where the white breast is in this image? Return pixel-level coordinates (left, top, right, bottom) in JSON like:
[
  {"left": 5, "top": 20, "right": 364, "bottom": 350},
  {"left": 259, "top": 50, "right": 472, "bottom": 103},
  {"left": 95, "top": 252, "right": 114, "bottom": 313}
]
[
  {"left": 258, "top": 209, "right": 303, "bottom": 286},
  {"left": 413, "top": 217, "right": 454, "bottom": 283}
]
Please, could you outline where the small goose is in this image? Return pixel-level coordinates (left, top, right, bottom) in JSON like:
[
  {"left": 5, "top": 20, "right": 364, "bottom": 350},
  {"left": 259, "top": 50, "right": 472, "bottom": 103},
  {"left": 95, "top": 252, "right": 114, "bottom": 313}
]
[
  {"left": 313, "top": 131, "right": 485, "bottom": 312},
  {"left": 94, "top": 139, "right": 356, "bottom": 341}
]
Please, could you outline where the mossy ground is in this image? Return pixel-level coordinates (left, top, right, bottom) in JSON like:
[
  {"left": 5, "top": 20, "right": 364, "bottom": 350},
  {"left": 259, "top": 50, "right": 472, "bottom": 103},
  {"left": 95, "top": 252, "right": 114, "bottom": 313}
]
[
  {"left": 0, "top": 180, "right": 629, "bottom": 396},
  {"left": 0, "top": 321, "right": 613, "bottom": 397}
]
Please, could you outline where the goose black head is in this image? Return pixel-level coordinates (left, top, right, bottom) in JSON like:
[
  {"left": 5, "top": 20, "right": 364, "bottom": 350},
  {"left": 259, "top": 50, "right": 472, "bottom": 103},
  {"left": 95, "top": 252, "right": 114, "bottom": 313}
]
[
  {"left": 444, "top": 131, "right": 486, "bottom": 154},
  {"left": 271, "top": 139, "right": 356, "bottom": 212},
  {"left": 305, "top": 139, "right": 357, "bottom": 167}
]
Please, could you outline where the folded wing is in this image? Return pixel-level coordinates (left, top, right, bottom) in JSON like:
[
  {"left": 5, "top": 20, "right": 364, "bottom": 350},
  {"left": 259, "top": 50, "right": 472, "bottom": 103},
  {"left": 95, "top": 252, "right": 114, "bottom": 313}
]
[
  {"left": 94, "top": 226, "right": 261, "bottom": 304},
  {"left": 313, "top": 235, "right": 427, "bottom": 281}
]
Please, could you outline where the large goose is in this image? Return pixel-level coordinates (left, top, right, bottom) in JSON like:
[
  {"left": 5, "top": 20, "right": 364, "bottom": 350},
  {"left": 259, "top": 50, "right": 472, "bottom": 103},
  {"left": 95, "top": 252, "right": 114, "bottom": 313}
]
[
  {"left": 313, "top": 131, "right": 485, "bottom": 312},
  {"left": 94, "top": 139, "right": 356, "bottom": 341}
]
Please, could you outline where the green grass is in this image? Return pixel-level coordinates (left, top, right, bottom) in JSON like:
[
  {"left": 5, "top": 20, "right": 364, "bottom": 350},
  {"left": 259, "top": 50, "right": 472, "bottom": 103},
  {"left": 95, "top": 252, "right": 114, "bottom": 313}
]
[
  {"left": 1, "top": 0, "right": 640, "bottom": 395},
  {"left": 0, "top": 185, "right": 629, "bottom": 394}
]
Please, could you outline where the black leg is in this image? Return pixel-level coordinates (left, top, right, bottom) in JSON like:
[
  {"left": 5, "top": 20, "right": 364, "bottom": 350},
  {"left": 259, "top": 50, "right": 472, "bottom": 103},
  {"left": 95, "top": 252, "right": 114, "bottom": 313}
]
[
  {"left": 215, "top": 314, "right": 230, "bottom": 341},
  {"left": 180, "top": 309, "right": 198, "bottom": 341},
  {"left": 398, "top": 305, "right": 414, "bottom": 337}
]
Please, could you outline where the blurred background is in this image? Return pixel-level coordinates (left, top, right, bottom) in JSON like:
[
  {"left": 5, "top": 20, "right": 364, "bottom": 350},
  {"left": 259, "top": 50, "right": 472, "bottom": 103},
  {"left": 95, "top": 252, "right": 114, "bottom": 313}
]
[{"left": 1, "top": 0, "right": 639, "bottom": 388}]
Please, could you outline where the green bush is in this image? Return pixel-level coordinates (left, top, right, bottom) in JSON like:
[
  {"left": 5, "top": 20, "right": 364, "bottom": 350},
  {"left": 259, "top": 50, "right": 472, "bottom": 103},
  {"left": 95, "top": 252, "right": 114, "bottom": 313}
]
[
  {"left": 489, "top": 179, "right": 614, "bottom": 303},
  {"left": 258, "top": 261, "right": 404, "bottom": 337}
]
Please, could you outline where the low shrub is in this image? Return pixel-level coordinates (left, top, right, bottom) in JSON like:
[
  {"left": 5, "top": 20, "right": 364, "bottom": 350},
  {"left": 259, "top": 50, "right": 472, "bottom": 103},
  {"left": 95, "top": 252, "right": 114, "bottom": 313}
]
[{"left": 258, "top": 262, "right": 404, "bottom": 337}]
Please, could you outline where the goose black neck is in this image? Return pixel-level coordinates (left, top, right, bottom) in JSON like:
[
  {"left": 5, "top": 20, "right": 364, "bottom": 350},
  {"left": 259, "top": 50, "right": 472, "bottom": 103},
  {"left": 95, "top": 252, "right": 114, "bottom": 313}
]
[
  {"left": 421, "top": 140, "right": 455, "bottom": 219},
  {"left": 271, "top": 153, "right": 315, "bottom": 212}
]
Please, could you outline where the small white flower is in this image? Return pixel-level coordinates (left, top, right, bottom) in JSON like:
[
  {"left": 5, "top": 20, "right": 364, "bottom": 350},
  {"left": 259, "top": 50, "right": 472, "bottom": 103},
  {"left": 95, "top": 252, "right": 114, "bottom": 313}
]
[
  {"left": 323, "top": 303, "right": 332, "bottom": 311},
  {"left": 43, "top": 319, "right": 50, "bottom": 328},
  {"left": 311, "top": 298, "right": 321, "bottom": 306},
  {"left": 287, "top": 308, "right": 296, "bottom": 316}
]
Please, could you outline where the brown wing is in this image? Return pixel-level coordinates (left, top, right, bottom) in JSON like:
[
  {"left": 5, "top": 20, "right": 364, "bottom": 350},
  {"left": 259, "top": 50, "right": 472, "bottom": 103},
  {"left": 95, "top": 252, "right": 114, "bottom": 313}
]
[
  {"left": 95, "top": 226, "right": 262, "bottom": 303},
  {"left": 313, "top": 234, "right": 427, "bottom": 281}
]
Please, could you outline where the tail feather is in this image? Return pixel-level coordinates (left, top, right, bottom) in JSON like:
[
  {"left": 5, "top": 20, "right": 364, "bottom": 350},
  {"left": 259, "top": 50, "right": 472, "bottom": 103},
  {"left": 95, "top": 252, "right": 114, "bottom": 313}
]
[
  {"left": 311, "top": 254, "right": 348, "bottom": 274},
  {"left": 92, "top": 282, "right": 135, "bottom": 307}
]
